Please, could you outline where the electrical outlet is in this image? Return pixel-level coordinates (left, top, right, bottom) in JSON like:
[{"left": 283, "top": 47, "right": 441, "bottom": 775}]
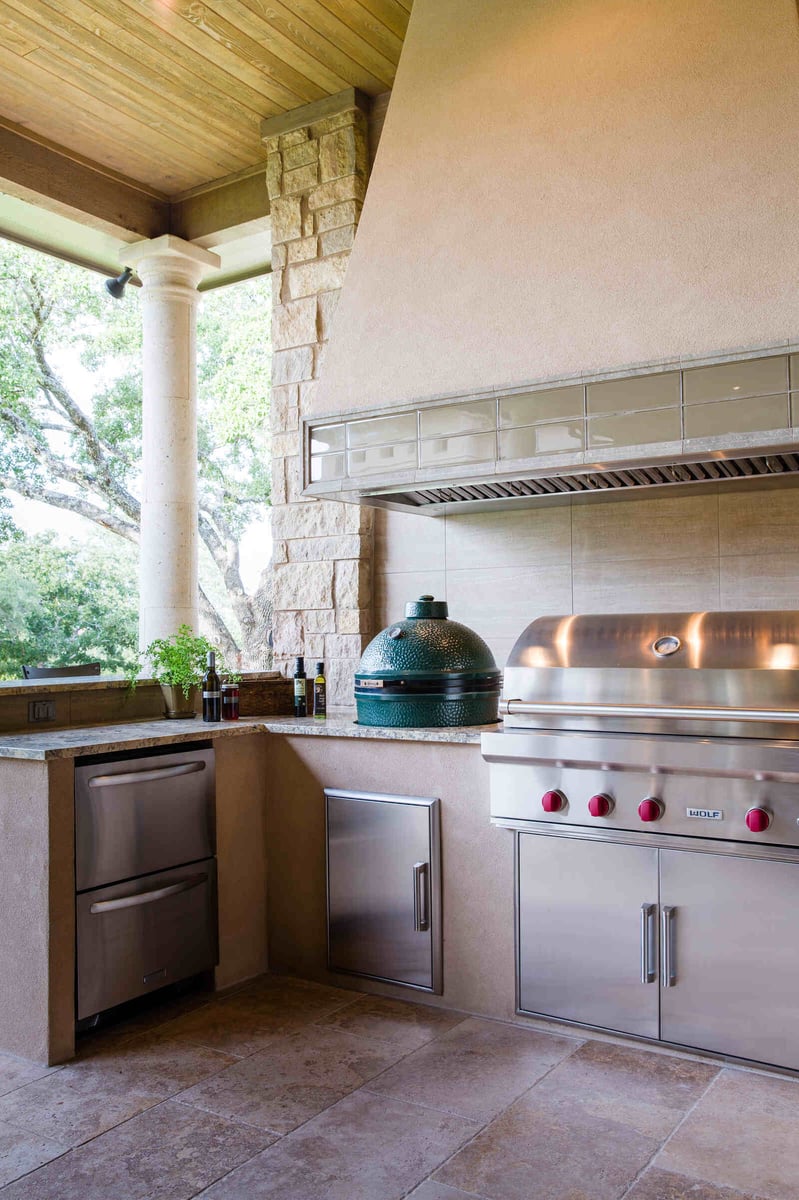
[{"left": 28, "top": 700, "right": 56, "bottom": 723}]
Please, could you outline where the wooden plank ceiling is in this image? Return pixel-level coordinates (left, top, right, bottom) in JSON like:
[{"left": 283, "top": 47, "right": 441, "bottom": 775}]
[{"left": 0, "top": 0, "right": 411, "bottom": 196}]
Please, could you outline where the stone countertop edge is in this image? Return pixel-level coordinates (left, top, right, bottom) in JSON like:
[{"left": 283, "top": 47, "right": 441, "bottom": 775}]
[{"left": 0, "top": 714, "right": 500, "bottom": 760}]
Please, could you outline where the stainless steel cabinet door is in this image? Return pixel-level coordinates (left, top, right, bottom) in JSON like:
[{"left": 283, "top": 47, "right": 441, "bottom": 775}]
[
  {"left": 326, "top": 790, "right": 441, "bottom": 993},
  {"left": 660, "top": 849, "right": 799, "bottom": 1068},
  {"left": 76, "top": 859, "right": 218, "bottom": 1019},
  {"left": 75, "top": 748, "right": 215, "bottom": 891},
  {"left": 518, "top": 833, "right": 659, "bottom": 1038}
]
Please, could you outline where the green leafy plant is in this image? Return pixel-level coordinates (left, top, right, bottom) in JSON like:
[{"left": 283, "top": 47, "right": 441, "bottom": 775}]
[{"left": 128, "top": 624, "right": 228, "bottom": 699}]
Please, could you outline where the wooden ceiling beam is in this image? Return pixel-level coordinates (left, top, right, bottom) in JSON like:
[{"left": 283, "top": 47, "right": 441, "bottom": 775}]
[
  {"left": 0, "top": 117, "right": 169, "bottom": 239},
  {"left": 0, "top": 119, "right": 269, "bottom": 246}
]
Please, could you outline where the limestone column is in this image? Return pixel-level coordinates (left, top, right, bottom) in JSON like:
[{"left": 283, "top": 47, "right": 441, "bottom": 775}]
[{"left": 124, "top": 235, "right": 220, "bottom": 649}]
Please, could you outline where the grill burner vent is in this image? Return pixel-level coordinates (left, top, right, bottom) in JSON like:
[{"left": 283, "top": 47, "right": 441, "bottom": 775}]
[{"left": 374, "top": 452, "right": 799, "bottom": 508}]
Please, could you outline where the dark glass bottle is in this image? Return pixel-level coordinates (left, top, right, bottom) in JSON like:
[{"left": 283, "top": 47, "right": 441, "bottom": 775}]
[
  {"left": 202, "top": 650, "right": 221, "bottom": 722},
  {"left": 293, "top": 656, "right": 307, "bottom": 717},
  {"left": 313, "top": 661, "right": 326, "bottom": 720}
]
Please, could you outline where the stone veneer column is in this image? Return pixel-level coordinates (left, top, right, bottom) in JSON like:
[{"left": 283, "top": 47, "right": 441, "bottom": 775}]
[
  {"left": 124, "top": 234, "right": 220, "bottom": 649},
  {"left": 263, "top": 90, "right": 373, "bottom": 706}
]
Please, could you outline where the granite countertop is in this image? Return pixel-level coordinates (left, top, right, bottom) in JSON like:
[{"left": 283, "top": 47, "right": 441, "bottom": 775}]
[{"left": 0, "top": 713, "right": 499, "bottom": 760}]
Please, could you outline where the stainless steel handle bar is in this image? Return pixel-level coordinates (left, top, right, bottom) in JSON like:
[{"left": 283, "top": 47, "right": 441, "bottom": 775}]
[
  {"left": 88, "top": 761, "right": 205, "bottom": 788},
  {"left": 89, "top": 873, "right": 208, "bottom": 914},
  {"left": 501, "top": 699, "right": 799, "bottom": 724}
]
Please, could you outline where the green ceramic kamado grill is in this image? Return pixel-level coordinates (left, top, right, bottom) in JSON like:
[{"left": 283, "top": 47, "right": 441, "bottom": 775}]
[{"left": 355, "top": 595, "right": 501, "bottom": 728}]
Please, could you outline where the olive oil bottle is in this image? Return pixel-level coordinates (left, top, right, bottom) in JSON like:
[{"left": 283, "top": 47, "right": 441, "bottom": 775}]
[{"left": 313, "top": 661, "right": 326, "bottom": 720}]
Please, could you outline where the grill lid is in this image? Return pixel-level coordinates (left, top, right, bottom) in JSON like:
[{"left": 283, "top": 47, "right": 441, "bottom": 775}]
[{"left": 502, "top": 611, "right": 799, "bottom": 739}]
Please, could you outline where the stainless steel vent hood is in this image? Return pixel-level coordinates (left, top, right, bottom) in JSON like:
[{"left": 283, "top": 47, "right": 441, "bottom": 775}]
[{"left": 303, "top": 0, "right": 799, "bottom": 510}]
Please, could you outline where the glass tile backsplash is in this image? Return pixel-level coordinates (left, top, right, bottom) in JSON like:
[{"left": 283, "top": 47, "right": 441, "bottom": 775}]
[{"left": 306, "top": 352, "right": 797, "bottom": 489}]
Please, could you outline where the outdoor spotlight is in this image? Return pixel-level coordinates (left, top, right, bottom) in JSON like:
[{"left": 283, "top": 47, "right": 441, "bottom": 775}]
[{"left": 105, "top": 267, "right": 133, "bottom": 299}]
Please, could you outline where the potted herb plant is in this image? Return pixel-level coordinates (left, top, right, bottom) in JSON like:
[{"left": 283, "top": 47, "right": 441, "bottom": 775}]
[{"left": 130, "top": 624, "right": 224, "bottom": 719}]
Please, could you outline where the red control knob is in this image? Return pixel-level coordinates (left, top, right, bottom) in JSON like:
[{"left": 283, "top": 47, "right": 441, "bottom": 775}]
[
  {"left": 542, "top": 789, "right": 566, "bottom": 813},
  {"left": 745, "top": 807, "right": 771, "bottom": 833},
  {"left": 588, "top": 793, "right": 614, "bottom": 817},
  {"left": 638, "top": 798, "right": 663, "bottom": 823}
]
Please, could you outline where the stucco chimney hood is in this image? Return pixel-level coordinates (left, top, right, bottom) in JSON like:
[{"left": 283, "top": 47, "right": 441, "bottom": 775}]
[{"left": 304, "top": 0, "right": 799, "bottom": 513}]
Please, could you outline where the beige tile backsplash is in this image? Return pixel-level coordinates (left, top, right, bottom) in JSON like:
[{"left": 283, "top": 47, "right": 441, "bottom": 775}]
[{"left": 373, "top": 482, "right": 799, "bottom": 667}]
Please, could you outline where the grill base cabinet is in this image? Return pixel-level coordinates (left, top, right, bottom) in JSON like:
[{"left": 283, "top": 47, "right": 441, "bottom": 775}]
[
  {"left": 326, "top": 789, "right": 442, "bottom": 994},
  {"left": 518, "top": 831, "right": 799, "bottom": 1070}
]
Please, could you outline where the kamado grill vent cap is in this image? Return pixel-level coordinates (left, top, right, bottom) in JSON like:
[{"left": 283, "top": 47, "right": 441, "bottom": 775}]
[{"left": 355, "top": 595, "right": 501, "bottom": 729}]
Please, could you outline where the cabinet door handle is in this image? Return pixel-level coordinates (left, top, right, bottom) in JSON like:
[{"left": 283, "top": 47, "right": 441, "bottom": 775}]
[
  {"left": 413, "top": 862, "right": 430, "bottom": 932},
  {"left": 88, "top": 761, "right": 205, "bottom": 789},
  {"left": 89, "top": 873, "right": 208, "bottom": 914},
  {"left": 661, "top": 905, "right": 677, "bottom": 987},
  {"left": 640, "top": 903, "right": 656, "bottom": 983}
]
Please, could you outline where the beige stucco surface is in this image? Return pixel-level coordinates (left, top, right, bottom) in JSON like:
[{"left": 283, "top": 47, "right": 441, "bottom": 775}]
[
  {"left": 0, "top": 758, "right": 73, "bottom": 1064},
  {"left": 315, "top": 0, "right": 799, "bottom": 416},
  {"left": 266, "top": 735, "right": 516, "bottom": 1021}
]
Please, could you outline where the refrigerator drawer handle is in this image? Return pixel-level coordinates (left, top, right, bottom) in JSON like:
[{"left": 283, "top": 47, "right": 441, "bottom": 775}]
[
  {"left": 661, "top": 905, "right": 677, "bottom": 988},
  {"left": 640, "top": 903, "right": 656, "bottom": 983},
  {"left": 413, "top": 861, "right": 430, "bottom": 932},
  {"left": 89, "top": 873, "right": 208, "bottom": 915},
  {"left": 88, "top": 761, "right": 205, "bottom": 788}
]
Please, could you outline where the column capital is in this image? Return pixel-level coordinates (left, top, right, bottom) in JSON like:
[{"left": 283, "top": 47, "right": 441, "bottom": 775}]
[{"left": 123, "top": 234, "right": 220, "bottom": 290}]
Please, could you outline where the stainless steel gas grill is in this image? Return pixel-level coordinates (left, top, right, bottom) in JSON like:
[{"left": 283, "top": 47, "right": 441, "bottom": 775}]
[{"left": 481, "top": 611, "right": 799, "bottom": 1070}]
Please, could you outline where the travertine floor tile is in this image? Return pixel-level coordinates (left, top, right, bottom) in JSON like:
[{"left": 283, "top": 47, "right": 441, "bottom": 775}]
[
  {"left": 625, "top": 1167, "right": 767, "bottom": 1200},
  {"left": 0, "top": 1069, "right": 158, "bottom": 1148},
  {"left": 658, "top": 1068, "right": 799, "bottom": 1200},
  {"left": 407, "top": 1183, "right": 488, "bottom": 1200},
  {"left": 162, "top": 976, "right": 354, "bottom": 1058},
  {"left": 0, "top": 1120, "right": 67, "bottom": 1188},
  {"left": 69, "top": 1029, "right": 237, "bottom": 1097},
  {"left": 0, "top": 1099, "right": 273, "bottom": 1199},
  {"left": 435, "top": 1040, "right": 716, "bottom": 1200},
  {"left": 177, "top": 1024, "right": 405, "bottom": 1133},
  {"left": 367, "top": 1016, "right": 579, "bottom": 1121},
  {"left": 197, "top": 1089, "right": 477, "bottom": 1200},
  {"left": 0, "top": 1056, "right": 59, "bottom": 1100},
  {"left": 315, "top": 994, "right": 466, "bottom": 1051}
]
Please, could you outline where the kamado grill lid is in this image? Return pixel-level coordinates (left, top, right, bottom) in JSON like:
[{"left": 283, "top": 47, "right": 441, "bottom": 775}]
[{"left": 355, "top": 596, "right": 501, "bottom": 727}]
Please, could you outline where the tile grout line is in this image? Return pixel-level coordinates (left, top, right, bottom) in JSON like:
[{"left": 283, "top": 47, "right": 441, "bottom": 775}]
[{"left": 615, "top": 1067, "right": 767, "bottom": 1200}]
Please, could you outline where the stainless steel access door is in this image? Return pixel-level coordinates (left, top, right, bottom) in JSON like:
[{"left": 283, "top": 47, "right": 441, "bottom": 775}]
[
  {"left": 326, "top": 789, "right": 442, "bottom": 993},
  {"left": 75, "top": 748, "right": 215, "bottom": 891},
  {"left": 518, "top": 833, "right": 660, "bottom": 1038},
  {"left": 659, "top": 848, "right": 799, "bottom": 1069}
]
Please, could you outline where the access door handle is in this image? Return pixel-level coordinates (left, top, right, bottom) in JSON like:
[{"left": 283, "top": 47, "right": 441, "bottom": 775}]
[
  {"left": 661, "top": 905, "right": 677, "bottom": 987},
  {"left": 87, "top": 761, "right": 205, "bottom": 789},
  {"left": 89, "top": 872, "right": 208, "bottom": 914},
  {"left": 413, "top": 861, "right": 430, "bottom": 932},
  {"left": 640, "top": 903, "right": 656, "bottom": 983}
]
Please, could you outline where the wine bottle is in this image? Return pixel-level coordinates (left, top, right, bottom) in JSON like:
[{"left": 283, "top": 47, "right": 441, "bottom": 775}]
[
  {"left": 202, "top": 650, "right": 221, "bottom": 722},
  {"left": 313, "top": 661, "right": 326, "bottom": 720},
  {"left": 293, "top": 656, "right": 307, "bottom": 717}
]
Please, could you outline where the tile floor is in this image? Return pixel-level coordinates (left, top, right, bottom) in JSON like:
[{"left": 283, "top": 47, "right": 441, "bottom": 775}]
[{"left": 0, "top": 974, "right": 795, "bottom": 1198}]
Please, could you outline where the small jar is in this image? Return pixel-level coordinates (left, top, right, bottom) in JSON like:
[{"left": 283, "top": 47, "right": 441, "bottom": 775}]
[{"left": 221, "top": 683, "right": 240, "bottom": 721}]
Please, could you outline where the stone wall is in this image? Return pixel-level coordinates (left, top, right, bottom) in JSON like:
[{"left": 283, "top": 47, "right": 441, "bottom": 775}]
[{"left": 263, "top": 91, "right": 374, "bottom": 706}]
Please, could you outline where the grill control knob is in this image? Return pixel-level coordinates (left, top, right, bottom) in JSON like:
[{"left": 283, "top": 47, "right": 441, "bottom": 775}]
[
  {"left": 638, "top": 798, "right": 663, "bottom": 823},
  {"left": 745, "top": 807, "right": 772, "bottom": 833},
  {"left": 541, "top": 790, "right": 567, "bottom": 813},
  {"left": 588, "top": 793, "right": 614, "bottom": 817}
]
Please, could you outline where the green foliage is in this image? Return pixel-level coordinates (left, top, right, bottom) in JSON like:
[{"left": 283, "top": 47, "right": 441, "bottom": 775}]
[
  {"left": 132, "top": 623, "right": 235, "bottom": 699},
  {"left": 0, "top": 532, "right": 138, "bottom": 680}
]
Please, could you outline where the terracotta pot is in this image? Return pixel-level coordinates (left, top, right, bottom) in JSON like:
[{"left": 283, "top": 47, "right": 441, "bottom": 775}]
[{"left": 160, "top": 683, "right": 198, "bottom": 719}]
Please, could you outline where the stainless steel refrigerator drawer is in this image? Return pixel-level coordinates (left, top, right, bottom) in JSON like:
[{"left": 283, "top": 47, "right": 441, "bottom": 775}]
[
  {"left": 76, "top": 859, "right": 218, "bottom": 1020},
  {"left": 326, "top": 788, "right": 442, "bottom": 994},
  {"left": 75, "top": 748, "right": 215, "bottom": 891}
]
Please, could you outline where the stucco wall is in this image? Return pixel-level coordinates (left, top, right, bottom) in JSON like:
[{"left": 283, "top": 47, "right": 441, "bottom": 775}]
[{"left": 314, "top": 0, "right": 799, "bottom": 417}]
